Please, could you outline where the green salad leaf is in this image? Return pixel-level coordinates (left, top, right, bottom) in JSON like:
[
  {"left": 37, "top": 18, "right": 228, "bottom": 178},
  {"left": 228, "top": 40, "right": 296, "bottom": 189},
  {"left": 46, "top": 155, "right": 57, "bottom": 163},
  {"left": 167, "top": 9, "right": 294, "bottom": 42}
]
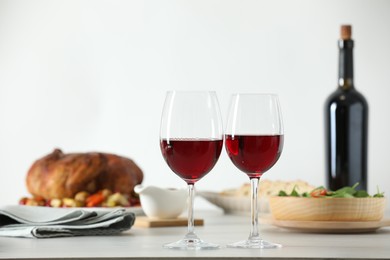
[
  {"left": 277, "top": 182, "right": 384, "bottom": 198},
  {"left": 373, "top": 186, "right": 385, "bottom": 198}
]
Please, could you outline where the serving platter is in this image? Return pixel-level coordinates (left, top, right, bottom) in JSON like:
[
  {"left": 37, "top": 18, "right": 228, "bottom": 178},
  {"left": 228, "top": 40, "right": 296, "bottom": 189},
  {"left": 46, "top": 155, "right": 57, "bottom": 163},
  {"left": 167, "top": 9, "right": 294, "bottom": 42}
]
[{"left": 198, "top": 191, "right": 270, "bottom": 215}]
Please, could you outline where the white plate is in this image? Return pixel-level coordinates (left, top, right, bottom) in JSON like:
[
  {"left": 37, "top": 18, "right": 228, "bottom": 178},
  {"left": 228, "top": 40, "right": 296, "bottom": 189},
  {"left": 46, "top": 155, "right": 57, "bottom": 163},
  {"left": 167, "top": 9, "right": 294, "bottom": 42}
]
[
  {"left": 198, "top": 191, "right": 269, "bottom": 215},
  {"left": 20, "top": 205, "right": 144, "bottom": 216},
  {"left": 83, "top": 206, "right": 144, "bottom": 216}
]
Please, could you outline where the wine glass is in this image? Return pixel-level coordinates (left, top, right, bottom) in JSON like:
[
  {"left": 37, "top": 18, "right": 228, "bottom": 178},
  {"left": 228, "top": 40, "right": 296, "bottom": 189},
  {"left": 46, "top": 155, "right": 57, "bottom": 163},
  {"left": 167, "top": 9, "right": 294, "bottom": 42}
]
[
  {"left": 160, "top": 91, "right": 223, "bottom": 250},
  {"left": 225, "top": 93, "right": 284, "bottom": 249}
]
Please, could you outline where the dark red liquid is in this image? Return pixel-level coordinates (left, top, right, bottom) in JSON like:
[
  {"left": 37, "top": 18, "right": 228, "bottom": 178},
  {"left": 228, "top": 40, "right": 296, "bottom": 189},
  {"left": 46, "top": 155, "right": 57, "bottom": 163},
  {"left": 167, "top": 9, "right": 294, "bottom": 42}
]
[
  {"left": 225, "top": 135, "right": 283, "bottom": 178},
  {"left": 160, "top": 139, "right": 223, "bottom": 184}
]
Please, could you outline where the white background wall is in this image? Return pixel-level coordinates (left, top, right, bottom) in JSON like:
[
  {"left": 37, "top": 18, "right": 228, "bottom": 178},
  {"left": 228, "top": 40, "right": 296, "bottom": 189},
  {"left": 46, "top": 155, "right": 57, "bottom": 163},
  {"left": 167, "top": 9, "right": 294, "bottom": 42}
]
[{"left": 1, "top": 0, "right": 390, "bottom": 209}]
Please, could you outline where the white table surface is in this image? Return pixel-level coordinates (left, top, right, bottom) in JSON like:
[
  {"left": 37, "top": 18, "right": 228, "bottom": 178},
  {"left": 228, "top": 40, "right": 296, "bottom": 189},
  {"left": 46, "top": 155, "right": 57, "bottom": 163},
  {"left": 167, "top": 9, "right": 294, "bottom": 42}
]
[{"left": 0, "top": 209, "right": 389, "bottom": 260}]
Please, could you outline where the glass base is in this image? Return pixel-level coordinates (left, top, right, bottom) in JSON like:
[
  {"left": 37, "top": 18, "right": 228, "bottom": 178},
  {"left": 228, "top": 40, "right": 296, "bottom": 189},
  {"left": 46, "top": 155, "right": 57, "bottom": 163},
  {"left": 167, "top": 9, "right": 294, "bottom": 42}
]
[
  {"left": 227, "top": 238, "right": 282, "bottom": 249},
  {"left": 163, "top": 236, "right": 220, "bottom": 250}
]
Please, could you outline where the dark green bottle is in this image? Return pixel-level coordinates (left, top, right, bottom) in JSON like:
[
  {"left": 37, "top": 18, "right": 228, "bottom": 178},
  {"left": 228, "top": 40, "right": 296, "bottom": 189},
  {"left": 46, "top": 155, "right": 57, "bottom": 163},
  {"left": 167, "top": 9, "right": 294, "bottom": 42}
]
[{"left": 325, "top": 25, "right": 369, "bottom": 191}]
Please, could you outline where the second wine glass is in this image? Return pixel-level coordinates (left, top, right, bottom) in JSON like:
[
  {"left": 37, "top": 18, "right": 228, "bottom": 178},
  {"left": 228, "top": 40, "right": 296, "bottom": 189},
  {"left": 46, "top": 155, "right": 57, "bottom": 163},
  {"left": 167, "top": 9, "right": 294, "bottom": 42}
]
[
  {"left": 225, "top": 93, "right": 284, "bottom": 249},
  {"left": 160, "top": 91, "right": 223, "bottom": 250}
]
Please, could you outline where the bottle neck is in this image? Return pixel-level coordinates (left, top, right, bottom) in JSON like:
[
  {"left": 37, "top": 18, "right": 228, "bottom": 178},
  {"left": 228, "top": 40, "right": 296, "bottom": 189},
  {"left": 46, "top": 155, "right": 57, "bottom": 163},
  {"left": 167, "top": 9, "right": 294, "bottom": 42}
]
[{"left": 338, "top": 39, "right": 354, "bottom": 90}]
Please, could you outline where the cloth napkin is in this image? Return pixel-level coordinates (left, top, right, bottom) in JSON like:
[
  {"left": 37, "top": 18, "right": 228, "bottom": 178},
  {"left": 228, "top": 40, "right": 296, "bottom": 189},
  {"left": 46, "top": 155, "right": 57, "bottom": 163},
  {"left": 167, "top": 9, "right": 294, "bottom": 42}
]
[{"left": 0, "top": 205, "right": 135, "bottom": 238}]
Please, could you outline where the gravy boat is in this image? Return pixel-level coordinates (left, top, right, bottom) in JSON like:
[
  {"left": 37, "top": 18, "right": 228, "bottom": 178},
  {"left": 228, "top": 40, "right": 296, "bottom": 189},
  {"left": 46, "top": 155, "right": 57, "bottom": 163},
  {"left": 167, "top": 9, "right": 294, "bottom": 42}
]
[{"left": 134, "top": 185, "right": 187, "bottom": 219}]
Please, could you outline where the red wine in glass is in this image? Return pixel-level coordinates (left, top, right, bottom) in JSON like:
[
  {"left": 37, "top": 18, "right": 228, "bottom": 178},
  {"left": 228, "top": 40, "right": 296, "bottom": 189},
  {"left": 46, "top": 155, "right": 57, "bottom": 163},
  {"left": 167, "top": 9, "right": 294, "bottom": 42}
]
[
  {"left": 160, "top": 91, "right": 223, "bottom": 250},
  {"left": 224, "top": 93, "right": 284, "bottom": 249},
  {"left": 160, "top": 139, "right": 223, "bottom": 184},
  {"left": 225, "top": 135, "right": 283, "bottom": 178}
]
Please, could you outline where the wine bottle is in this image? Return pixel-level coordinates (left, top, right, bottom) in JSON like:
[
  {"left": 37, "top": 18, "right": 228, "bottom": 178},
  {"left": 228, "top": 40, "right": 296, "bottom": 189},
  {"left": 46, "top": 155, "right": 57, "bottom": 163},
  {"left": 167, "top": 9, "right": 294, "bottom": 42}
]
[{"left": 325, "top": 25, "right": 369, "bottom": 191}]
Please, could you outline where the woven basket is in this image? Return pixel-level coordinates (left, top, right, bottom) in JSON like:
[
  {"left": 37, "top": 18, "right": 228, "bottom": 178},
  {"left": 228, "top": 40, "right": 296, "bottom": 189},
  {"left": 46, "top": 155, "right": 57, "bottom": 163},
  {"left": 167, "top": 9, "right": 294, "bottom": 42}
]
[{"left": 269, "top": 197, "right": 386, "bottom": 221}]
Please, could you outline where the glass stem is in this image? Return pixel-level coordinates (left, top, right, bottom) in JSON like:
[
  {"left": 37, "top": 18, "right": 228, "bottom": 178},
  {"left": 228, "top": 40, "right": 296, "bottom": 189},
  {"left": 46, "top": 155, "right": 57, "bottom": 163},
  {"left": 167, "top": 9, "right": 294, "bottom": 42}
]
[
  {"left": 249, "top": 177, "right": 260, "bottom": 240},
  {"left": 187, "top": 184, "right": 196, "bottom": 237}
]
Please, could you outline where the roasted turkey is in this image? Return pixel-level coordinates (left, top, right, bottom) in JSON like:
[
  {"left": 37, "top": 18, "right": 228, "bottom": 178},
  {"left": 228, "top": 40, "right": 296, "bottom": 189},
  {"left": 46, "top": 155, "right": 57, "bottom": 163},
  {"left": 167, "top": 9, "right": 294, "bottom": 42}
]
[{"left": 26, "top": 149, "right": 143, "bottom": 200}]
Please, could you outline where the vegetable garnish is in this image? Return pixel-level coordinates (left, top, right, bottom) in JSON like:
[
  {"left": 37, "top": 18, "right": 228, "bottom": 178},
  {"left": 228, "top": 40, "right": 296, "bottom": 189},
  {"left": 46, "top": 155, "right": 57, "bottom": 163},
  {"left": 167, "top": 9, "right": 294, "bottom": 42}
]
[{"left": 277, "top": 183, "right": 385, "bottom": 198}]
